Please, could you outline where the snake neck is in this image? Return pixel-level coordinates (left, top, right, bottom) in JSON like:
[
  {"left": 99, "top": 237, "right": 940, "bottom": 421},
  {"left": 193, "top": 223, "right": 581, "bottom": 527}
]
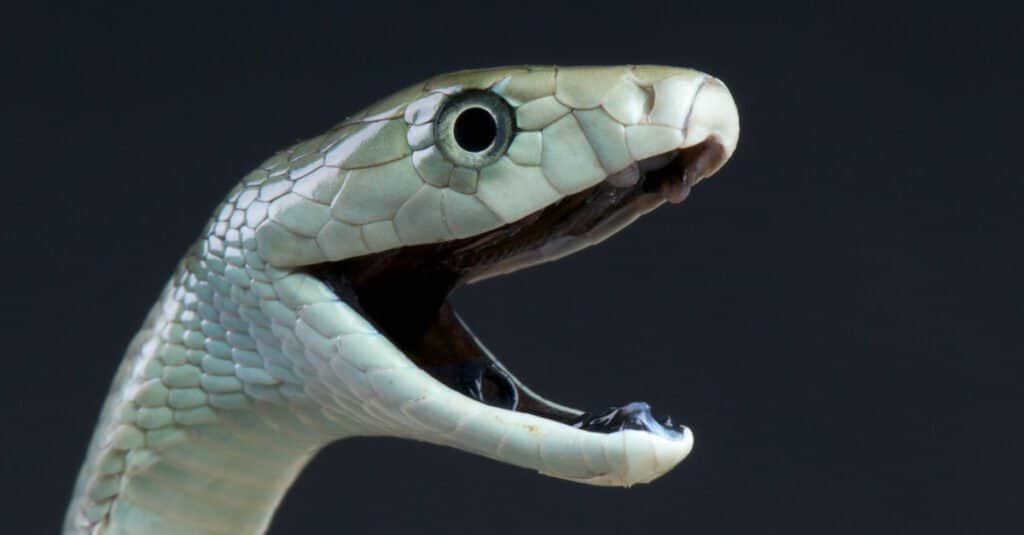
[
  {"left": 63, "top": 238, "right": 354, "bottom": 535},
  {"left": 69, "top": 409, "right": 320, "bottom": 535}
]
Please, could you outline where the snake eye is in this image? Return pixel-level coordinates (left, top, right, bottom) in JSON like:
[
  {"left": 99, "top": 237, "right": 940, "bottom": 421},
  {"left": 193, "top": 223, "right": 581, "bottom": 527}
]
[
  {"left": 435, "top": 90, "right": 514, "bottom": 168},
  {"left": 453, "top": 108, "right": 496, "bottom": 152}
]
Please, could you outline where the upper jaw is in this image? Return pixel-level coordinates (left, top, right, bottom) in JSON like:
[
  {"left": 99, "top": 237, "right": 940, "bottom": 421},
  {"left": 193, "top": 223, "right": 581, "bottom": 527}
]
[
  {"left": 642, "top": 75, "right": 740, "bottom": 201},
  {"left": 458, "top": 75, "right": 740, "bottom": 283},
  {"left": 460, "top": 132, "right": 734, "bottom": 285}
]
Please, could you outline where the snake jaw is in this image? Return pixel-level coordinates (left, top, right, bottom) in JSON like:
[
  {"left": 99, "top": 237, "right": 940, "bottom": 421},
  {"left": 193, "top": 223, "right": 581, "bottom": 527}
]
[
  {"left": 302, "top": 133, "right": 729, "bottom": 485},
  {"left": 299, "top": 70, "right": 739, "bottom": 486}
]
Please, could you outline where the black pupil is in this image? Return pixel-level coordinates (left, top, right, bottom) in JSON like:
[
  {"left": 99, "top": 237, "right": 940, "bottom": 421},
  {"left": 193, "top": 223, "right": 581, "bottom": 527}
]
[{"left": 453, "top": 107, "right": 497, "bottom": 152}]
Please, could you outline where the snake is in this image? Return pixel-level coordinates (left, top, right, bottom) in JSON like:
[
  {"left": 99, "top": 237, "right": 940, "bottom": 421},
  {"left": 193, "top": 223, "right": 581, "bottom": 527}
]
[{"left": 64, "top": 65, "right": 739, "bottom": 534}]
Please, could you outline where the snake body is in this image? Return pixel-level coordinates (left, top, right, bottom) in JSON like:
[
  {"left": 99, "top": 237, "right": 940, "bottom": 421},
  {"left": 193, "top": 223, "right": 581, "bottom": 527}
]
[{"left": 65, "top": 65, "right": 739, "bottom": 534}]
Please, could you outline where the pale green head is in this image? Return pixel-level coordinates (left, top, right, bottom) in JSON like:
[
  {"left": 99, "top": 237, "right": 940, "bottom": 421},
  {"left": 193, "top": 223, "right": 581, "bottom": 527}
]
[
  {"left": 187, "top": 65, "right": 743, "bottom": 489},
  {"left": 242, "top": 65, "right": 738, "bottom": 270}
]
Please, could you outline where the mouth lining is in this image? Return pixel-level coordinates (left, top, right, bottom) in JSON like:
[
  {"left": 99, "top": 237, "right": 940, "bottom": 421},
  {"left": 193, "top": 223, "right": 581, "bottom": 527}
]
[{"left": 305, "top": 138, "right": 725, "bottom": 438}]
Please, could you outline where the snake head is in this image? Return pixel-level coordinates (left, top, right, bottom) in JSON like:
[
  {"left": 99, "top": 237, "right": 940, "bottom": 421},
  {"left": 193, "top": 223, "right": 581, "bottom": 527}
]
[{"left": 233, "top": 65, "right": 738, "bottom": 487}]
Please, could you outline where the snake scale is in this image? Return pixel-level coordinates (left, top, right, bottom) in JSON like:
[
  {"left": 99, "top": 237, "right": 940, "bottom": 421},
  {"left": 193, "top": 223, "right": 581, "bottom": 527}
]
[{"left": 65, "top": 65, "right": 739, "bottom": 534}]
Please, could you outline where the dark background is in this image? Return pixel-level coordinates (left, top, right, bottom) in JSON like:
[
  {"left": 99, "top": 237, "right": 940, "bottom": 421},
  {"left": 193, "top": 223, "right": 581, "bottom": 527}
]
[{"left": 5, "top": 3, "right": 1021, "bottom": 534}]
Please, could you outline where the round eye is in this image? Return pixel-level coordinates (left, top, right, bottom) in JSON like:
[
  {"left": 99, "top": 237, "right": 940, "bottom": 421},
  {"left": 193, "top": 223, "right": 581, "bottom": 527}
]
[
  {"left": 453, "top": 107, "right": 497, "bottom": 152},
  {"left": 435, "top": 90, "right": 515, "bottom": 168}
]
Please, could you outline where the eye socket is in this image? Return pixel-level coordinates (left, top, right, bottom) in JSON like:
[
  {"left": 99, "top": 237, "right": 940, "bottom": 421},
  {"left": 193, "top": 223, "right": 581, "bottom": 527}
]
[{"left": 435, "top": 90, "right": 515, "bottom": 168}]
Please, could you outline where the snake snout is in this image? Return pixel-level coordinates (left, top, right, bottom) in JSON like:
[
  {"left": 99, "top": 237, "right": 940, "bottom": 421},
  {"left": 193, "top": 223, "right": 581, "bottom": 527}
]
[{"left": 681, "top": 77, "right": 740, "bottom": 181}]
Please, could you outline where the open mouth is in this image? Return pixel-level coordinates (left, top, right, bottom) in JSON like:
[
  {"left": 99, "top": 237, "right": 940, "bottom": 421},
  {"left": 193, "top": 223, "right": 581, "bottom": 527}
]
[{"left": 305, "top": 137, "right": 727, "bottom": 441}]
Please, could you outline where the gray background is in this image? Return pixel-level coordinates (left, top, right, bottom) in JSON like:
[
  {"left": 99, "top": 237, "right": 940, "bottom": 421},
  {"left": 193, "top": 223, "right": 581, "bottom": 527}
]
[{"left": 5, "top": 2, "right": 1021, "bottom": 533}]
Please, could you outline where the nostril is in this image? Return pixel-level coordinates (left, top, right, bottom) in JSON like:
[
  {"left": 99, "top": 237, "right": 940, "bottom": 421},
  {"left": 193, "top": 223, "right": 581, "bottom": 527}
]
[{"left": 639, "top": 84, "right": 656, "bottom": 117}]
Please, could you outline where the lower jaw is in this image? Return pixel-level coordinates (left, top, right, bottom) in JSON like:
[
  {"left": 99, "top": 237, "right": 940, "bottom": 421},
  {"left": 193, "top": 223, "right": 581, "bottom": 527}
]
[{"left": 425, "top": 340, "right": 688, "bottom": 441}]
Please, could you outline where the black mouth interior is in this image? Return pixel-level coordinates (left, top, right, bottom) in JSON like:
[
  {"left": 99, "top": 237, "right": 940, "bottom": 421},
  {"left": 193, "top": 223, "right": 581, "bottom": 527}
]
[{"left": 306, "top": 141, "right": 722, "bottom": 436}]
